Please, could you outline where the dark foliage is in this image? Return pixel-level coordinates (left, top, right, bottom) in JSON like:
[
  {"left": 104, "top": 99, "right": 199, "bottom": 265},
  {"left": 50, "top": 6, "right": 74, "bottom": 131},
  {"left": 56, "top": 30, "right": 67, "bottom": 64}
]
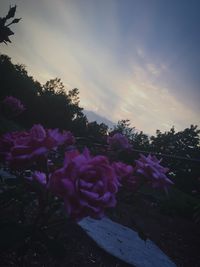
[
  {"left": 150, "top": 126, "right": 200, "bottom": 195},
  {"left": 0, "top": 5, "right": 21, "bottom": 44},
  {"left": 112, "top": 119, "right": 200, "bottom": 197},
  {"left": 0, "top": 54, "right": 112, "bottom": 141}
]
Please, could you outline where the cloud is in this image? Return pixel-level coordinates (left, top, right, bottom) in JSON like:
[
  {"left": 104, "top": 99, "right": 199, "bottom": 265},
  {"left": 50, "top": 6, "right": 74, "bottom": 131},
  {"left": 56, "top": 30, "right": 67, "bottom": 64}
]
[
  {"left": 1, "top": 0, "right": 199, "bottom": 135},
  {"left": 146, "top": 64, "right": 161, "bottom": 76},
  {"left": 115, "top": 68, "right": 199, "bottom": 134},
  {"left": 136, "top": 47, "right": 145, "bottom": 58}
]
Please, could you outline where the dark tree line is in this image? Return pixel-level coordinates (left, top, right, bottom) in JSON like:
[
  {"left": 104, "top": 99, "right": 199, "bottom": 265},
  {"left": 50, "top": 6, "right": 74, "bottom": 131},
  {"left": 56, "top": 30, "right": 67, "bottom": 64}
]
[{"left": 0, "top": 54, "right": 108, "bottom": 139}]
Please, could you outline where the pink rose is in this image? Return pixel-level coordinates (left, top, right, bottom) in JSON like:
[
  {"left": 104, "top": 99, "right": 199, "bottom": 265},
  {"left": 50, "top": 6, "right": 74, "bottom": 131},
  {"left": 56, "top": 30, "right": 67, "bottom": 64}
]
[
  {"left": 0, "top": 131, "right": 29, "bottom": 162},
  {"left": 112, "top": 161, "right": 140, "bottom": 191},
  {"left": 0, "top": 124, "right": 75, "bottom": 170},
  {"left": 2, "top": 96, "right": 25, "bottom": 117},
  {"left": 48, "top": 148, "right": 118, "bottom": 221},
  {"left": 134, "top": 154, "right": 173, "bottom": 191},
  {"left": 47, "top": 128, "right": 75, "bottom": 147},
  {"left": 107, "top": 133, "right": 132, "bottom": 150}
]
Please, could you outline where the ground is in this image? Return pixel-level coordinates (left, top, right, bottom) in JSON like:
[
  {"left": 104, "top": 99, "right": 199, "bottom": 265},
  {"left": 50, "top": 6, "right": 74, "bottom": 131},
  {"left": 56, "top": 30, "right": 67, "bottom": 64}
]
[
  {"left": 1, "top": 190, "right": 200, "bottom": 267},
  {"left": 108, "top": 191, "right": 200, "bottom": 267}
]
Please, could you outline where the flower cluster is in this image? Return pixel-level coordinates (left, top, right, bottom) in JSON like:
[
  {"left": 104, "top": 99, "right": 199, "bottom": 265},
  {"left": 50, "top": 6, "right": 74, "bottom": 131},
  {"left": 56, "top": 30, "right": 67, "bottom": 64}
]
[
  {"left": 134, "top": 154, "right": 173, "bottom": 192},
  {"left": 0, "top": 127, "right": 173, "bottom": 220},
  {"left": 112, "top": 161, "right": 140, "bottom": 191},
  {"left": 0, "top": 97, "right": 173, "bottom": 221},
  {"left": 0, "top": 124, "right": 75, "bottom": 170}
]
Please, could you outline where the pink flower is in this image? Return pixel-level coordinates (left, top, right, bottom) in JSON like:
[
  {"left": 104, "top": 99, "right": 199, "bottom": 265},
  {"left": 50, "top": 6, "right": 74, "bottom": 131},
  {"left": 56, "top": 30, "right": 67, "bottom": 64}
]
[
  {"left": 32, "top": 171, "right": 47, "bottom": 186},
  {"left": 26, "top": 171, "right": 47, "bottom": 186},
  {"left": 112, "top": 161, "right": 140, "bottom": 191},
  {"left": 107, "top": 133, "right": 132, "bottom": 150},
  {"left": 47, "top": 128, "right": 75, "bottom": 147},
  {"left": 0, "top": 131, "right": 29, "bottom": 162},
  {"left": 134, "top": 154, "right": 173, "bottom": 191},
  {"left": 2, "top": 96, "right": 25, "bottom": 117},
  {"left": 0, "top": 124, "right": 75, "bottom": 170},
  {"left": 48, "top": 148, "right": 118, "bottom": 221}
]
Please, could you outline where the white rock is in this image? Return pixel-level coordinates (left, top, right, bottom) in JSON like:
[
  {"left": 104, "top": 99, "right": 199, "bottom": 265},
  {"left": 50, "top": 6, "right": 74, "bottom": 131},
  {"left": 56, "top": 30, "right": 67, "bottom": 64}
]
[{"left": 78, "top": 217, "right": 176, "bottom": 267}]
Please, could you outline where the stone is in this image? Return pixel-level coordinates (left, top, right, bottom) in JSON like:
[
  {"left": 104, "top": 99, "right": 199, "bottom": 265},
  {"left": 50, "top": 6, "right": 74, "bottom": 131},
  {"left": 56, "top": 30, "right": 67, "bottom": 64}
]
[{"left": 78, "top": 217, "right": 176, "bottom": 267}]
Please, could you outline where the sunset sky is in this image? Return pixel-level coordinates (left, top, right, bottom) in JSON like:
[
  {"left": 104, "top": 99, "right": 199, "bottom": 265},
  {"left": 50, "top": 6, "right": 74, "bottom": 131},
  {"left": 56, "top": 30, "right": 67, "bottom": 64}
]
[{"left": 1, "top": 0, "right": 200, "bottom": 134}]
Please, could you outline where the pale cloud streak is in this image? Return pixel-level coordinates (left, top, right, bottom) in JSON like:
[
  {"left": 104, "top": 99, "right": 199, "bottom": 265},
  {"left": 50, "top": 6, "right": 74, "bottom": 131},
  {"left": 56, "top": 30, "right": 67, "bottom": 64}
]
[
  {"left": 0, "top": 0, "right": 199, "bottom": 134},
  {"left": 114, "top": 61, "right": 199, "bottom": 134}
]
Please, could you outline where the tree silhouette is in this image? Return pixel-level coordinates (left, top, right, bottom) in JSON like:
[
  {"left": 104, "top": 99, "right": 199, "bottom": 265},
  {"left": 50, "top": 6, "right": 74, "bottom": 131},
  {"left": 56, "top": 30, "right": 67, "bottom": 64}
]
[
  {"left": 0, "top": 55, "right": 87, "bottom": 133},
  {"left": 0, "top": 5, "right": 21, "bottom": 44},
  {"left": 150, "top": 125, "right": 200, "bottom": 194}
]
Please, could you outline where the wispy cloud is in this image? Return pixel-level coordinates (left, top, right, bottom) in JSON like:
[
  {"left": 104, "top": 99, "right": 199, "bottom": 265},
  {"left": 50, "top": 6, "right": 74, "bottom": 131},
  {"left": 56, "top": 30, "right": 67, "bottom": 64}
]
[{"left": 1, "top": 0, "right": 199, "bottom": 134}]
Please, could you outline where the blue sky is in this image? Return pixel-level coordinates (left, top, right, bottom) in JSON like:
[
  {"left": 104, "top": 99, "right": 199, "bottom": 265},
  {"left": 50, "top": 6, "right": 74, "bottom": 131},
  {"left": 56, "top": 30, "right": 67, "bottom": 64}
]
[{"left": 1, "top": 0, "right": 200, "bottom": 134}]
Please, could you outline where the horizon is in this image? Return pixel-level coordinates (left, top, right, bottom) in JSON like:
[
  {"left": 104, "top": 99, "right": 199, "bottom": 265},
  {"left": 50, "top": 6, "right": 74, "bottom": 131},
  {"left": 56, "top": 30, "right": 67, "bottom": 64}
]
[{"left": 1, "top": 0, "right": 200, "bottom": 135}]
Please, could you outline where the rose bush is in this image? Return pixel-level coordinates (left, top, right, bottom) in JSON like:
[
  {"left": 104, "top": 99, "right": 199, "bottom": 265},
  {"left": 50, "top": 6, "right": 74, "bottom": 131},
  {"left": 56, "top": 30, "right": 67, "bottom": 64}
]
[{"left": 0, "top": 96, "right": 173, "bottom": 222}]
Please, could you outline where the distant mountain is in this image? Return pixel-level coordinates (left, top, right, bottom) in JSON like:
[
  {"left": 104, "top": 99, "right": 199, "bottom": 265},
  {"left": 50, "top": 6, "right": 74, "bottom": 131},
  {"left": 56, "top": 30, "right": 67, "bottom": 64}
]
[{"left": 83, "top": 110, "right": 115, "bottom": 129}]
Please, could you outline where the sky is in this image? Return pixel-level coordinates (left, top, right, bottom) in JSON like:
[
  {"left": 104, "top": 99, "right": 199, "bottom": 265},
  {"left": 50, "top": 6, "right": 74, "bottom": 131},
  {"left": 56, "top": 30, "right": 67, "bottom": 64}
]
[{"left": 1, "top": 0, "right": 200, "bottom": 134}]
